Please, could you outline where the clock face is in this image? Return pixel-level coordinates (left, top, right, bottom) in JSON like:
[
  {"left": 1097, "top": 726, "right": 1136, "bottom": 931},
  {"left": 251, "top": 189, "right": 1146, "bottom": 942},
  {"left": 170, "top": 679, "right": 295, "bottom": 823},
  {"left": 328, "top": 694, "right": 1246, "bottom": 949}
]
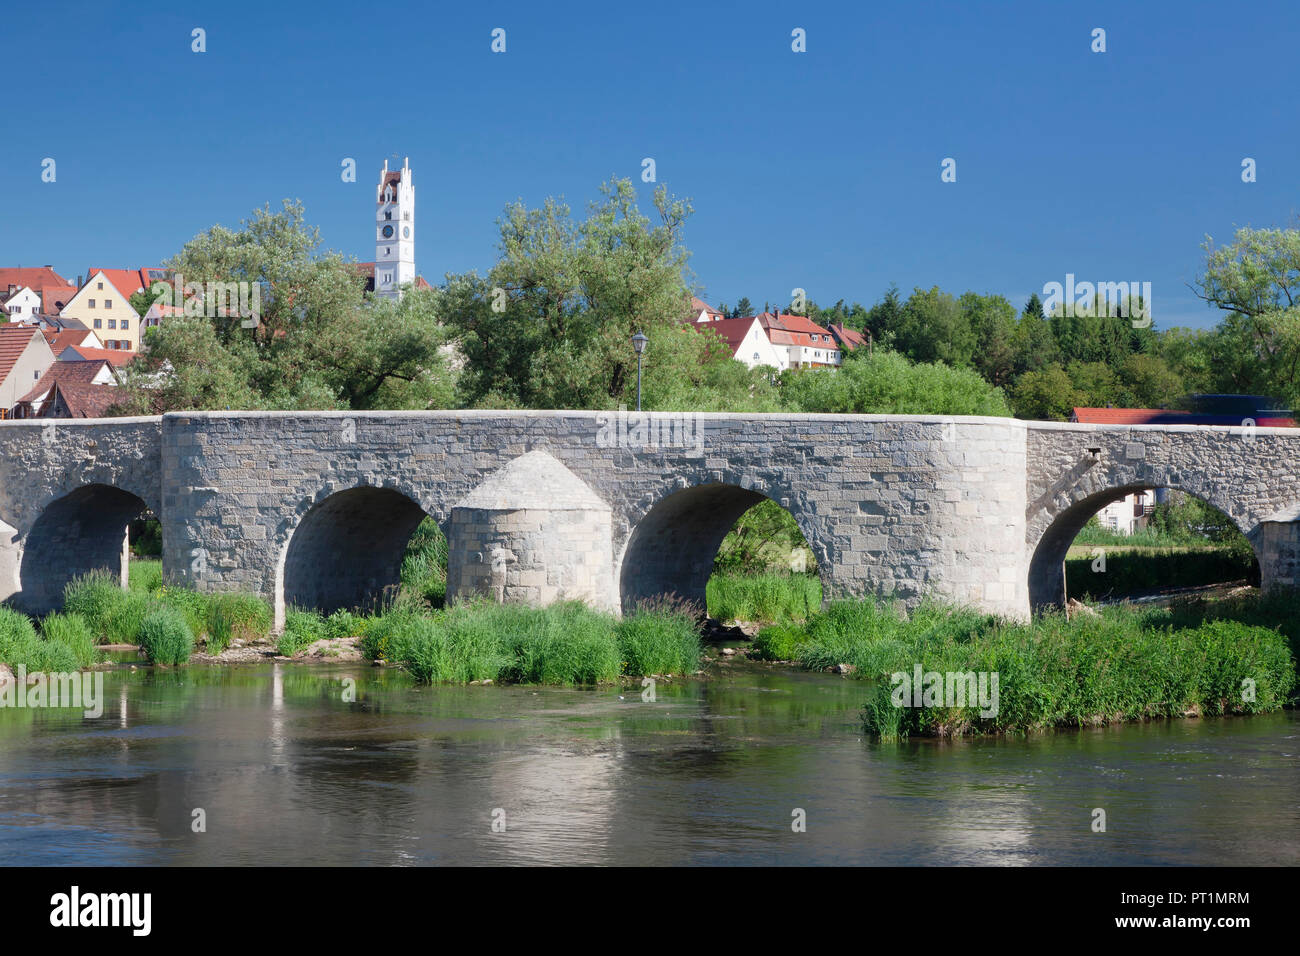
[
  {"left": 403, "top": 226, "right": 411, "bottom": 239},
  {"left": 381, "top": 224, "right": 395, "bottom": 239}
]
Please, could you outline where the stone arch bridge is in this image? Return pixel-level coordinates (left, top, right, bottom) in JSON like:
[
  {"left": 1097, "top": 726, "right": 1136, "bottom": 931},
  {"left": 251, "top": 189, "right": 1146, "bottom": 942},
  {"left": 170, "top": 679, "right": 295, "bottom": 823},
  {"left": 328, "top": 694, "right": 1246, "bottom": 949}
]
[{"left": 1, "top": 411, "right": 1297, "bottom": 625}]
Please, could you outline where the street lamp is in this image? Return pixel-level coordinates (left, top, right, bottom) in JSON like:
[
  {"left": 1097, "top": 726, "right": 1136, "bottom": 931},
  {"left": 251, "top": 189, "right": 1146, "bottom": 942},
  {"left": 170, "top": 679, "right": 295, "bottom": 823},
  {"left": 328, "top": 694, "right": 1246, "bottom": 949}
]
[{"left": 631, "top": 331, "right": 648, "bottom": 411}]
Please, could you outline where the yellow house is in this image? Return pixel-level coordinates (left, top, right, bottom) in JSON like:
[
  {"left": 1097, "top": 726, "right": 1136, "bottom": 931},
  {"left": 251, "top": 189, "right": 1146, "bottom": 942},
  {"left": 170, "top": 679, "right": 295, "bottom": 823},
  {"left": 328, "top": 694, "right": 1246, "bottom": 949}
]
[{"left": 59, "top": 270, "right": 145, "bottom": 352}]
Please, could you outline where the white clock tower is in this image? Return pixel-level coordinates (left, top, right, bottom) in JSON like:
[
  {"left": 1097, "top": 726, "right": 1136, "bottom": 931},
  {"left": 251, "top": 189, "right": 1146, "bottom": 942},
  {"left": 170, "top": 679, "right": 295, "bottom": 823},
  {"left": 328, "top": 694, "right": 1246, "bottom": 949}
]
[{"left": 375, "top": 157, "right": 415, "bottom": 300}]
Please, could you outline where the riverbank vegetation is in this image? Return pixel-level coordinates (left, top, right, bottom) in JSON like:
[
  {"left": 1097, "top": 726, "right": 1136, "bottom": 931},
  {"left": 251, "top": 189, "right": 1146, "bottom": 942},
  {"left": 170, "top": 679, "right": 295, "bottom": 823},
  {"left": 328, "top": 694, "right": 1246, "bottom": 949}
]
[{"left": 752, "top": 592, "right": 1297, "bottom": 738}]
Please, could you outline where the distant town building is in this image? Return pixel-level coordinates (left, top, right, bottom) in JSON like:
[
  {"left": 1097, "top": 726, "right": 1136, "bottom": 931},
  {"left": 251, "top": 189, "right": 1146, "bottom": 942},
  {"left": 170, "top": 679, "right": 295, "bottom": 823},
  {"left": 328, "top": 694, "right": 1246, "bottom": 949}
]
[{"left": 0, "top": 324, "right": 56, "bottom": 417}]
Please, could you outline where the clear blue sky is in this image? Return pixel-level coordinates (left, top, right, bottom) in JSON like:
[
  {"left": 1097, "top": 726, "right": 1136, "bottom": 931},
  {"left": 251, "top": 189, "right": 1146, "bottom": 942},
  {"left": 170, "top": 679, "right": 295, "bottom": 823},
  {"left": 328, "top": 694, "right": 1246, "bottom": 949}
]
[{"left": 4, "top": 0, "right": 1297, "bottom": 330}]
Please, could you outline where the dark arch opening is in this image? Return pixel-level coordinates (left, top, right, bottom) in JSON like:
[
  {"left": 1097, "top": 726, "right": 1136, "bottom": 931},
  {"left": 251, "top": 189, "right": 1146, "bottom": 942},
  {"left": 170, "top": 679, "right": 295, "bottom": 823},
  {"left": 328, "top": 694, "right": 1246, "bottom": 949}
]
[
  {"left": 282, "top": 486, "right": 429, "bottom": 615},
  {"left": 1028, "top": 484, "right": 1259, "bottom": 611},
  {"left": 619, "top": 483, "right": 822, "bottom": 614},
  {"left": 18, "top": 483, "right": 150, "bottom": 614}
]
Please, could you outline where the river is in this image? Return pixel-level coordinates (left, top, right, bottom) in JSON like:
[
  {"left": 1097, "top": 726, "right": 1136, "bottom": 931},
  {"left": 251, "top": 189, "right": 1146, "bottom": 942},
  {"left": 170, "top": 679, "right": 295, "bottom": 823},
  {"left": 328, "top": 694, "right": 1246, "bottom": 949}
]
[{"left": 1, "top": 658, "right": 1297, "bottom": 865}]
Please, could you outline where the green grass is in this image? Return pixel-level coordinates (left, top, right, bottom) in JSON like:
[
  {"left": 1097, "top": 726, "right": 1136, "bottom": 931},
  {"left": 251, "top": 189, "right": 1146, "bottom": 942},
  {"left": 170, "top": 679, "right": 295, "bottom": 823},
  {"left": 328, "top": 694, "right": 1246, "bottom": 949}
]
[
  {"left": 706, "top": 572, "right": 821, "bottom": 623},
  {"left": 0, "top": 607, "right": 98, "bottom": 673},
  {"left": 205, "top": 593, "right": 272, "bottom": 655},
  {"left": 138, "top": 606, "right": 194, "bottom": 666},
  {"left": 278, "top": 608, "right": 327, "bottom": 657},
  {"left": 616, "top": 603, "right": 701, "bottom": 675},
  {"left": 399, "top": 517, "right": 448, "bottom": 608},
  {"left": 762, "top": 595, "right": 1296, "bottom": 739},
  {"left": 128, "top": 559, "right": 163, "bottom": 593},
  {"left": 358, "top": 601, "right": 701, "bottom": 686}
]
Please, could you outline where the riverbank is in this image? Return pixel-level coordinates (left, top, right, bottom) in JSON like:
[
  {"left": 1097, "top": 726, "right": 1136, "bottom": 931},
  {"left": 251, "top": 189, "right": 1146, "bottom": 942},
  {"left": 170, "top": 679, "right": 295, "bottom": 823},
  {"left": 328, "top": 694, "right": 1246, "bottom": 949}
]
[
  {"left": 1, "top": 564, "right": 1296, "bottom": 742},
  {"left": 751, "top": 589, "right": 1298, "bottom": 738}
]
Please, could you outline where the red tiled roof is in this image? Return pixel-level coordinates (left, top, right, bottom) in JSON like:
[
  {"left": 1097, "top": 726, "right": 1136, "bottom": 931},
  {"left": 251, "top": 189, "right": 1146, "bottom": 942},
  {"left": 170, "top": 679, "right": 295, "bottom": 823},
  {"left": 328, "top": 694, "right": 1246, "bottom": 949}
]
[
  {"left": 0, "top": 324, "right": 47, "bottom": 384},
  {"left": 0, "top": 267, "right": 72, "bottom": 291},
  {"left": 691, "top": 297, "right": 724, "bottom": 320},
  {"left": 695, "top": 316, "right": 760, "bottom": 352},
  {"left": 83, "top": 269, "right": 152, "bottom": 307},
  {"left": 41, "top": 328, "right": 99, "bottom": 351},
  {"left": 19, "top": 359, "right": 113, "bottom": 404},
  {"left": 57, "top": 346, "right": 135, "bottom": 368},
  {"left": 48, "top": 382, "right": 120, "bottom": 418},
  {"left": 38, "top": 283, "right": 78, "bottom": 315},
  {"left": 829, "top": 324, "right": 867, "bottom": 349},
  {"left": 1071, "top": 406, "right": 1297, "bottom": 427}
]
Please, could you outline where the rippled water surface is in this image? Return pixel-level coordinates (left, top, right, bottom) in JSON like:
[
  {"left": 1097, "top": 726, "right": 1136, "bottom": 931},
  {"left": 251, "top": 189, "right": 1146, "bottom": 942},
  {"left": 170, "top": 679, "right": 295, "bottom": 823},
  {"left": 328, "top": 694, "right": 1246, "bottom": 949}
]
[{"left": 1, "top": 660, "right": 1297, "bottom": 865}]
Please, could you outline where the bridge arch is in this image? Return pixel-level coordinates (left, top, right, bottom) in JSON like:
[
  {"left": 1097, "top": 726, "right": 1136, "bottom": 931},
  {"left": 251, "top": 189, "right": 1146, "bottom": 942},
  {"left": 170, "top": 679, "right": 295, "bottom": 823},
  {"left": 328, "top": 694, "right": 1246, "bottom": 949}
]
[
  {"left": 617, "top": 480, "right": 828, "bottom": 613},
  {"left": 15, "top": 483, "right": 152, "bottom": 614},
  {"left": 276, "top": 483, "right": 433, "bottom": 626},
  {"left": 1026, "top": 480, "right": 1259, "bottom": 611}
]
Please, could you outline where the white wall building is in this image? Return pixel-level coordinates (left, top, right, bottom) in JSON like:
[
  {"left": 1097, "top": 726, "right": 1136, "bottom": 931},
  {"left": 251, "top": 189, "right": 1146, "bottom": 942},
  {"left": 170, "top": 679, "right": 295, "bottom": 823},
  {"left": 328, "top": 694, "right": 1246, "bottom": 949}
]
[{"left": 3, "top": 286, "right": 41, "bottom": 319}]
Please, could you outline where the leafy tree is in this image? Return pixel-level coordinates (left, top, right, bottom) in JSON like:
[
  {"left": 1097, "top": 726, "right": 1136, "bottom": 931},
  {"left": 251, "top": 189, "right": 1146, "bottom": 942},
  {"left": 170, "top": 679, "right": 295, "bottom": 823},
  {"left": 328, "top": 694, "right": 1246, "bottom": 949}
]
[
  {"left": 1116, "top": 353, "right": 1185, "bottom": 409},
  {"left": 111, "top": 200, "right": 453, "bottom": 413},
  {"left": 962, "top": 292, "right": 1017, "bottom": 387},
  {"left": 1193, "top": 225, "right": 1300, "bottom": 407},
  {"left": 1009, "top": 364, "right": 1079, "bottom": 420},
  {"left": 894, "top": 286, "right": 974, "bottom": 368},
  {"left": 781, "top": 349, "right": 1011, "bottom": 416},
  {"left": 443, "top": 178, "right": 741, "bottom": 411}
]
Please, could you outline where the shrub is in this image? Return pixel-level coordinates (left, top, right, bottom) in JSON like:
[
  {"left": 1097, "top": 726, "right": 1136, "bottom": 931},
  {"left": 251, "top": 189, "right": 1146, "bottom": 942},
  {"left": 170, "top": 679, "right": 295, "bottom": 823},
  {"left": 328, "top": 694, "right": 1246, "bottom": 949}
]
[
  {"left": 325, "top": 609, "right": 367, "bottom": 641},
  {"left": 752, "top": 623, "right": 808, "bottom": 661},
  {"left": 154, "top": 587, "right": 210, "bottom": 640},
  {"left": 279, "top": 608, "right": 326, "bottom": 657},
  {"left": 205, "top": 593, "right": 272, "bottom": 654},
  {"left": 138, "top": 607, "right": 194, "bottom": 666}
]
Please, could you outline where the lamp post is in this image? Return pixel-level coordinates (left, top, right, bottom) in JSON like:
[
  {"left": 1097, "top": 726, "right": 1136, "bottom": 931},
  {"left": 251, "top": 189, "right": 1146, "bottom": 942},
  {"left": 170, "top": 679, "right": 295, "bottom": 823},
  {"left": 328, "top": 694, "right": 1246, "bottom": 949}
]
[{"left": 631, "top": 331, "right": 648, "bottom": 411}]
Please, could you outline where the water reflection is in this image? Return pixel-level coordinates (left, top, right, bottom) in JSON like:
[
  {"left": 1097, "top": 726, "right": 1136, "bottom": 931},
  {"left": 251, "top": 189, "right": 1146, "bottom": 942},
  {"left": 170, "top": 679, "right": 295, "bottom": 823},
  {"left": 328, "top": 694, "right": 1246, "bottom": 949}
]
[{"left": 0, "top": 660, "right": 1296, "bottom": 865}]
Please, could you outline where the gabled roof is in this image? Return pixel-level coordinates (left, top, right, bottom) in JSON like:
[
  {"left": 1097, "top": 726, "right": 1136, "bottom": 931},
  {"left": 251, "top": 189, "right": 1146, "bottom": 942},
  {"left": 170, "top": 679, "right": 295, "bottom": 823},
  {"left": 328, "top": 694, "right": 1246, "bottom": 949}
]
[
  {"left": 696, "top": 316, "right": 762, "bottom": 352},
  {"left": 0, "top": 285, "right": 36, "bottom": 305},
  {"left": 83, "top": 268, "right": 154, "bottom": 302},
  {"left": 57, "top": 345, "right": 135, "bottom": 368},
  {"left": 0, "top": 267, "right": 72, "bottom": 290},
  {"left": 19, "top": 359, "right": 114, "bottom": 404},
  {"left": 39, "top": 283, "right": 79, "bottom": 314},
  {"left": 47, "top": 382, "right": 120, "bottom": 418},
  {"left": 690, "top": 296, "right": 724, "bottom": 320},
  {"left": 0, "top": 324, "right": 49, "bottom": 384},
  {"left": 41, "top": 328, "right": 100, "bottom": 352},
  {"left": 828, "top": 324, "right": 867, "bottom": 350}
]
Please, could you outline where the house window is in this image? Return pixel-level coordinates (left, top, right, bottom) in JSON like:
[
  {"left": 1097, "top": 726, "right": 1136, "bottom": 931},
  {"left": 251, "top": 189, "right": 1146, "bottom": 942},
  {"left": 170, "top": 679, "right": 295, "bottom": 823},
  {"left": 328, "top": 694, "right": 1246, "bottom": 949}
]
[
  {"left": 105, "top": 299, "right": 112, "bottom": 308},
  {"left": 97, "top": 281, "right": 103, "bottom": 290},
  {"left": 93, "top": 319, "right": 102, "bottom": 328},
  {"left": 108, "top": 319, "right": 116, "bottom": 329},
  {"left": 385, "top": 211, "right": 392, "bottom": 220},
  {"left": 88, "top": 299, "right": 96, "bottom": 308},
  {"left": 122, "top": 320, "right": 129, "bottom": 330}
]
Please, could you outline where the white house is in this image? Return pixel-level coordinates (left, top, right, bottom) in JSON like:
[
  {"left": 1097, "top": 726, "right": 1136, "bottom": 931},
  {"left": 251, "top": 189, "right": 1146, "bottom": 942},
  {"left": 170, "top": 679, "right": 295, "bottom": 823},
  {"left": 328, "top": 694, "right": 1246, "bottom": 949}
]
[
  {"left": 2, "top": 286, "right": 41, "bottom": 319},
  {"left": 695, "top": 316, "right": 787, "bottom": 370}
]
